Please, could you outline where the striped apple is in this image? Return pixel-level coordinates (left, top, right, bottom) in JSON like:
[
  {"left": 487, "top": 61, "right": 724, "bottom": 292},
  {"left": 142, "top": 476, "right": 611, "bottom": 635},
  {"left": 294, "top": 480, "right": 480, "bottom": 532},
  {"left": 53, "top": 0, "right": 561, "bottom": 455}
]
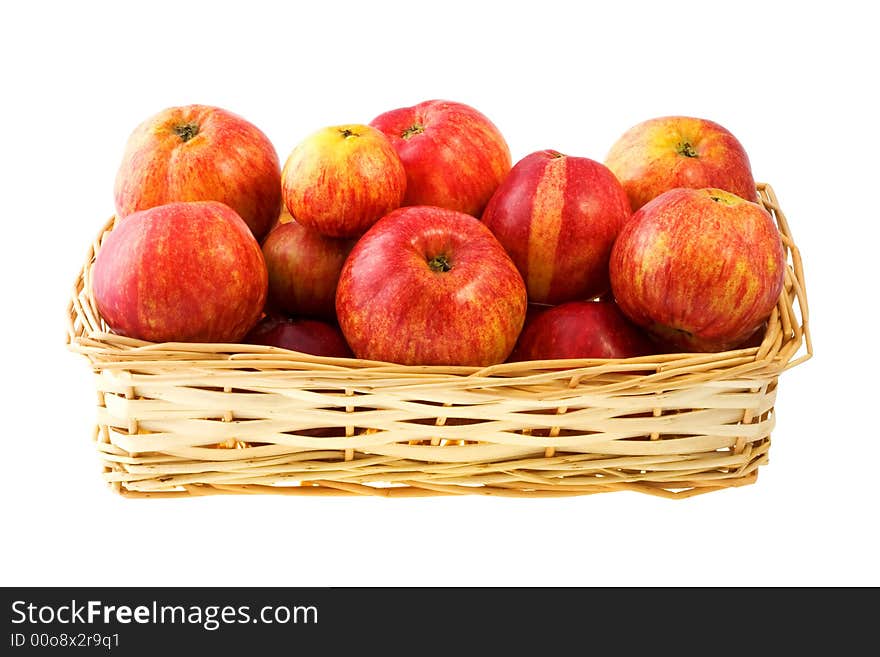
[
  {"left": 93, "top": 201, "right": 267, "bottom": 344},
  {"left": 336, "top": 206, "right": 527, "bottom": 366},
  {"left": 605, "top": 115, "right": 758, "bottom": 211},
  {"left": 370, "top": 99, "right": 511, "bottom": 217},
  {"left": 609, "top": 187, "right": 785, "bottom": 352},
  {"left": 261, "top": 207, "right": 355, "bottom": 320},
  {"left": 114, "top": 105, "right": 281, "bottom": 241},
  {"left": 481, "top": 150, "right": 632, "bottom": 305},
  {"left": 282, "top": 124, "right": 406, "bottom": 239}
]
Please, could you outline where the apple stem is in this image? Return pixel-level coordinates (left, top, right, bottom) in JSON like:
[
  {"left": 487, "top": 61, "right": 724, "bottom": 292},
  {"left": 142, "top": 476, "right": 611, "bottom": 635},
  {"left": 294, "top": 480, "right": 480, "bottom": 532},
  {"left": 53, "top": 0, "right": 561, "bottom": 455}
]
[
  {"left": 427, "top": 254, "right": 452, "bottom": 272},
  {"left": 401, "top": 124, "right": 425, "bottom": 140},
  {"left": 173, "top": 122, "right": 200, "bottom": 143},
  {"left": 339, "top": 128, "right": 359, "bottom": 138},
  {"left": 676, "top": 141, "right": 698, "bottom": 158}
]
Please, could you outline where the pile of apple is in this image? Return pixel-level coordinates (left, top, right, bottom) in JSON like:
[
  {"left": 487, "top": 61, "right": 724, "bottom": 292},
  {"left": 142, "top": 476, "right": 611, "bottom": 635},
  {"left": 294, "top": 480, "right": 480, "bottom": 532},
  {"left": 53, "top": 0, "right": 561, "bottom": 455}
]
[{"left": 93, "top": 100, "right": 786, "bottom": 366}]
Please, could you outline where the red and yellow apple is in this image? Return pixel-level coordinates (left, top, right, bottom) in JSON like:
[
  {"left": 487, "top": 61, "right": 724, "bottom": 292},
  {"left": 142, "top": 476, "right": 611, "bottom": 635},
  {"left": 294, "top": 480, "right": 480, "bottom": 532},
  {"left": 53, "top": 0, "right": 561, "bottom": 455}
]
[
  {"left": 370, "top": 99, "right": 511, "bottom": 217},
  {"left": 509, "top": 300, "right": 654, "bottom": 361},
  {"left": 482, "top": 150, "right": 632, "bottom": 304},
  {"left": 336, "top": 206, "right": 527, "bottom": 366},
  {"left": 281, "top": 123, "right": 406, "bottom": 238},
  {"left": 605, "top": 116, "right": 758, "bottom": 211},
  {"left": 93, "top": 201, "right": 267, "bottom": 343},
  {"left": 609, "top": 188, "right": 785, "bottom": 352},
  {"left": 262, "top": 208, "right": 355, "bottom": 319},
  {"left": 244, "top": 314, "right": 353, "bottom": 358},
  {"left": 114, "top": 104, "right": 281, "bottom": 241}
]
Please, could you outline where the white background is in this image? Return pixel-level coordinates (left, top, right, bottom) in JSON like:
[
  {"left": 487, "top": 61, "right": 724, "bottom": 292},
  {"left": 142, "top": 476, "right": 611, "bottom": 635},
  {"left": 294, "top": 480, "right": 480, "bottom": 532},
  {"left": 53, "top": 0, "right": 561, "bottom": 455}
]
[{"left": 1, "top": 0, "right": 876, "bottom": 587}]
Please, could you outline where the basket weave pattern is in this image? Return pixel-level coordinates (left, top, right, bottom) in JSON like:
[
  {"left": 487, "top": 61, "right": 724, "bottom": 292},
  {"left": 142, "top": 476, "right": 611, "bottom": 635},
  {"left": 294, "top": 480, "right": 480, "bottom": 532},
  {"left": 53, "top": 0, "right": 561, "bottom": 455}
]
[{"left": 67, "top": 183, "right": 811, "bottom": 499}]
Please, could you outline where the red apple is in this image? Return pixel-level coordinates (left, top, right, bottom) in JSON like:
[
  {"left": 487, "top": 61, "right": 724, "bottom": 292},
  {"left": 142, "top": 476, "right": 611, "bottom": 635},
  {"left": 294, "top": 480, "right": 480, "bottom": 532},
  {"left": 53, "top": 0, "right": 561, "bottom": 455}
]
[
  {"left": 609, "top": 188, "right": 785, "bottom": 352},
  {"left": 482, "top": 150, "right": 632, "bottom": 304},
  {"left": 509, "top": 301, "right": 655, "bottom": 361},
  {"left": 605, "top": 116, "right": 758, "bottom": 211},
  {"left": 244, "top": 314, "right": 353, "bottom": 358},
  {"left": 262, "top": 207, "right": 355, "bottom": 319},
  {"left": 736, "top": 322, "right": 768, "bottom": 349},
  {"left": 114, "top": 104, "right": 281, "bottom": 241},
  {"left": 370, "top": 99, "right": 511, "bottom": 217},
  {"left": 93, "top": 201, "right": 267, "bottom": 343},
  {"left": 281, "top": 123, "right": 406, "bottom": 238},
  {"left": 336, "top": 206, "right": 527, "bottom": 366}
]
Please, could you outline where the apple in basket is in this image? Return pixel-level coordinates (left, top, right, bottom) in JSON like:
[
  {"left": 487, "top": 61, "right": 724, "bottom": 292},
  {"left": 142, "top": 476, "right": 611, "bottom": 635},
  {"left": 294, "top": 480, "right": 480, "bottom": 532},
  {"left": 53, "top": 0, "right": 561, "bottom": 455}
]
[
  {"left": 114, "top": 104, "right": 281, "bottom": 241},
  {"left": 609, "top": 187, "right": 785, "bottom": 352},
  {"left": 605, "top": 115, "right": 758, "bottom": 211},
  {"left": 482, "top": 149, "right": 632, "bottom": 304},
  {"left": 262, "top": 207, "right": 355, "bottom": 320},
  {"left": 508, "top": 300, "right": 655, "bottom": 361},
  {"left": 281, "top": 123, "right": 406, "bottom": 238},
  {"left": 336, "top": 205, "right": 527, "bottom": 366},
  {"left": 370, "top": 99, "right": 512, "bottom": 217},
  {"left": 92, "top": 201, "right": 267, "bottom": 343},
  {"left": 244, "top": 314, "right": 353, "bottom": 358}
]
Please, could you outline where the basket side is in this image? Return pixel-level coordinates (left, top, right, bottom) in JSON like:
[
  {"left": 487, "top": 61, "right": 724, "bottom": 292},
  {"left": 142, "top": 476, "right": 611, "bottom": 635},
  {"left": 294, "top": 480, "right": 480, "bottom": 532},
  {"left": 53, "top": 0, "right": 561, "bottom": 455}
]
[
  {"left": 91, "top": 360, "right": 781, "bottom": 499},
  {"left": 755, "top": 183, "right": 812, "bottom": 371},
  {"left": 66, "top": 216, "right": 120, "bottom": 359}
]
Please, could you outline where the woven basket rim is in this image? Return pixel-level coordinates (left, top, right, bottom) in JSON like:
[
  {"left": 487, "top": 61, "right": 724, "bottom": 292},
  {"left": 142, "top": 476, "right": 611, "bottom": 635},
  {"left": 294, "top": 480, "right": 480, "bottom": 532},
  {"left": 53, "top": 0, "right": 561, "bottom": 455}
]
[{"left": 66, "top": 182, "right": 812, "bottom": 381}]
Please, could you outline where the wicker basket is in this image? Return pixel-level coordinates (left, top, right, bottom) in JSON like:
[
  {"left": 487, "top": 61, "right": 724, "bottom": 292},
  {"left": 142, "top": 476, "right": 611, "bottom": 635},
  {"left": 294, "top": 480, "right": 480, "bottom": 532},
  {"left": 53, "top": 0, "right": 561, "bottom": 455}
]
[{"left": 66, "top": 183, "right": 811, "bottom": 499}]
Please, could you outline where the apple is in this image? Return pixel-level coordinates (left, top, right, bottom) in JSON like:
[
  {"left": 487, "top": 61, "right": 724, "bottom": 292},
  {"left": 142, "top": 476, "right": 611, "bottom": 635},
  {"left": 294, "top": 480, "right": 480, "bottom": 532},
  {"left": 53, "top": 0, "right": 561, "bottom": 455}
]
[
  {"left": 93, "top": 201, "right": 267, "bottom": 343},
  {"left": 370, "top": 99, "right": 511, "bottom": 217},
  {"left": 736, "top": 322, "right": 768, "bottom": 349},
  {"left": 651, "top": 320, "right": 769, "bottom": 354},
  {"left": 481, "top": 149, "right": 632, "bottom": 304},
  {"left": 336, "top": 205, "right": 527, "bottom": 366},
  {"left": 262, "top": 207, "right": 355, "bottom": 319},
  {"left": 605, "top": 115, "right": 758, "bottom": 211},
  {"left": 244, "top": 314, "right": 353, "bottom": 358},
  {"left": 281, "top": 123, "right": 406, "bottom": 238},
  {"left": 114, "top": 104, "right": 281, "bottom": 241},
  {"left": 509, "top": 300, "right": 655, "bottom": 361},
  {"left": 609, "top": 187, "right": 785, "bottom": 352}
]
